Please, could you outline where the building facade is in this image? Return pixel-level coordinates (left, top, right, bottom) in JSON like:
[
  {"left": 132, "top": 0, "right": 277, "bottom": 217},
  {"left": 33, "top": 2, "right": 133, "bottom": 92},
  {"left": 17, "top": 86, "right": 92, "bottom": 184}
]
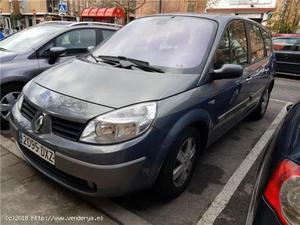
[
  {"left": 135, "top": 0, "right": 207, "bottom": 17},
  {"left": 0, "top": 0, "right": 89, "bottom": 33}
]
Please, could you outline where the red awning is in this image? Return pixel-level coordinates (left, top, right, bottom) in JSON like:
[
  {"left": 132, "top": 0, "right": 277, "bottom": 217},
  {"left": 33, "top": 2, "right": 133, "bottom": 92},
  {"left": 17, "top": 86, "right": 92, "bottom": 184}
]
[{"left": 81, "top": 7, "right": 125, "bottom": 18}]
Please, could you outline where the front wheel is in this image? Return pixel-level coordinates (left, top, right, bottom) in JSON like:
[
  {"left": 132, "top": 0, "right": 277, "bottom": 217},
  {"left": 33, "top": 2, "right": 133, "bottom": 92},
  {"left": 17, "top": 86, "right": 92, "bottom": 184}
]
[
  {"left": 249, "top": 88, "right": 270, "bottom": 120},
  {"left": 0, "top": 84, "right": 23, "bottom": 129},
  {"left": 154, "top": 127, "right": 201, "bottom": 198}
]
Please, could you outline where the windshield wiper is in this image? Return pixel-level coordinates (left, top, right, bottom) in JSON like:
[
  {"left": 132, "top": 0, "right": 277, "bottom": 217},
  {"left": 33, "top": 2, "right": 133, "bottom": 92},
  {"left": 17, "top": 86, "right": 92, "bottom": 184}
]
[
  {"left": 89, "top": 53, "right": 99, "bottom": 63},
  {"left": 97, "top": 55, "right": 164, "bottom": 73},
  {"left": 0, "top": 47, "right": 8, "bottom": 52}
]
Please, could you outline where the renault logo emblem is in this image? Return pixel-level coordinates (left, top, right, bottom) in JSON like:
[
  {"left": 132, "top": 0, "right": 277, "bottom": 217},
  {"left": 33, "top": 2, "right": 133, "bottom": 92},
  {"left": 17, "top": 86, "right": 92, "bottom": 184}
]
[{"left": 33, "top": 113, "right": 44, "bottom": 133}]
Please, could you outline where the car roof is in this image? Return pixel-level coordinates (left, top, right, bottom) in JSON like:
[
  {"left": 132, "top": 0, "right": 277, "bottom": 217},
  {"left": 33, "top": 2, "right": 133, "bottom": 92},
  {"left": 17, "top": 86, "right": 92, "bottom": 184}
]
[
  {"left": 142, "top": 13, "right": 252, "bottom": 22},
  {"left": 139, "top": 13, "right": 268, "bottom": 32},
  {"left": 36, "top": 21, "right": 121, "bottom": 30}
]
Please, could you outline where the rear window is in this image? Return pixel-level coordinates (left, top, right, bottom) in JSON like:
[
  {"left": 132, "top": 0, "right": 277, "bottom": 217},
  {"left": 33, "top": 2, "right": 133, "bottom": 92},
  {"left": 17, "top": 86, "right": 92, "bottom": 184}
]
[{"left": 273, "top": 38, "right": 300, "bottom": 51}]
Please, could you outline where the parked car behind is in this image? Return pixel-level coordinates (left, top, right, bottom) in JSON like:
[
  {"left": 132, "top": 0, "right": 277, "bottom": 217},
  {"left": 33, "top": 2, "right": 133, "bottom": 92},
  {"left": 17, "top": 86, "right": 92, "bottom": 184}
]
[
  {"left": 10, "top": 14, "right": 275, "bottom": 198},
  {"left": 272, "top": 34, "right": 300, "bottom": 77},
  {"left": 246, "top": 101, "right": 300, "bottom": 225},
  {"left": 0, "top": 21, "right": 120, "bottom": 129}
]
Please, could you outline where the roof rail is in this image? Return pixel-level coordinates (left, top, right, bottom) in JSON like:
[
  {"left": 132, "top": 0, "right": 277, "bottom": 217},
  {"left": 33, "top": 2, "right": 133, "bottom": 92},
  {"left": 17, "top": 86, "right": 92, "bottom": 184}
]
[
  {"left": 68, "top": 22, "right": 122, "bottom": 28},
  {"left": 38, "top": 21, "right": 71, "bottom": 26}
]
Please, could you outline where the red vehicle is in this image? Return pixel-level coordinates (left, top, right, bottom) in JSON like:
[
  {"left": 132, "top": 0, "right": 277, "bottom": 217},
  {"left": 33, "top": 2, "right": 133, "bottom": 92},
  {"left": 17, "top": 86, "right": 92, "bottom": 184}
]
[{"left": 272, "top": 34, "right": 300, "bottom": 77}]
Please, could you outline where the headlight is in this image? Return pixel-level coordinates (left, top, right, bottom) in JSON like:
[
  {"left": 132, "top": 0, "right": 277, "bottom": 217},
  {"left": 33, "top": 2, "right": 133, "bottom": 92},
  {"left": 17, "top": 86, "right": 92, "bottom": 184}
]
[{"left": 80, "top": 102, "right": 157, "bottom": 144}]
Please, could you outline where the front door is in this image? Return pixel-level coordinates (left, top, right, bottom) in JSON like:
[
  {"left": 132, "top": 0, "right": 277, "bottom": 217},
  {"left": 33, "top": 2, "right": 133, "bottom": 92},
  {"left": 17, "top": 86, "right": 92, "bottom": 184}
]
[{"left": 208, "top": 20, "right": 251, "bottom": 140}]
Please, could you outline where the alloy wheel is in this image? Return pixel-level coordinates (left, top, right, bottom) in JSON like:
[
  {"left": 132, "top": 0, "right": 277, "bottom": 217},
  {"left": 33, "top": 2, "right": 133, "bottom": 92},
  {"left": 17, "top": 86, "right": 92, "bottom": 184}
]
[
  {"left": 0, "top": 91, "right": 20, "bottom": 121},
  {"left": 173, "top": 137, "right": 196, "bottom": 187}
]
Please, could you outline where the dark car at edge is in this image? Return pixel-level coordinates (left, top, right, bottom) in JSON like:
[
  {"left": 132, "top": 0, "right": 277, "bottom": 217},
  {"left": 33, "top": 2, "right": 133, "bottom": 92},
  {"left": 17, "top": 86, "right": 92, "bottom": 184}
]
[
  {"left": 246, "top": 101, "right": 300, "bottom": 225},
  {"left": 9, "top": 14, "right": 275, "bottom": 198},
  {"left": 273, "top": 34, "right": 300, "bottom": 77}
]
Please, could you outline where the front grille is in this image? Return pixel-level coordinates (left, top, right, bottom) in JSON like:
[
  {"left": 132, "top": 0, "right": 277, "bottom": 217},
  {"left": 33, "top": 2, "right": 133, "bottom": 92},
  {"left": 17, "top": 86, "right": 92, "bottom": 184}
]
[
  {"left": 21, "top": 99, "right": 38, "bottom": 121},
  {"left": 52, "top": 117, "right": 85, "bottom": 141},
  {"left": 20, "top": 99, "right": 85, "bottom": 141},
  {"left": 19, "top": 144, "right": 97, "bottom": 193}
]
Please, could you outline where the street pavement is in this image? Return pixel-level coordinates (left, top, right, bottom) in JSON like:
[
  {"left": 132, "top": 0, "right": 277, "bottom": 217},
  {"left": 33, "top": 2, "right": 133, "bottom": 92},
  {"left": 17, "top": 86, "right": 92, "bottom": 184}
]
[
  {"left": 0, "top": 76, "right": 299, "bottom": 225},
  {"left": 0, "top": 135, "right": 119, "bottom": 225}
]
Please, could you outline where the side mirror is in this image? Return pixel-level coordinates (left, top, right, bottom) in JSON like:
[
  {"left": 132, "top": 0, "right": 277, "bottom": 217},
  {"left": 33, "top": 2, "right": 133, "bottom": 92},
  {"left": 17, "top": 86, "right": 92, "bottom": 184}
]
[
  {"left": 48, "top": 47, "right": 67, "bottom": 65},
  {"left": 87, "top": 46, "right": 95, "bottom": 53},
  {"left": 213, "top": 64, "right": 243, "bottom": 80}
]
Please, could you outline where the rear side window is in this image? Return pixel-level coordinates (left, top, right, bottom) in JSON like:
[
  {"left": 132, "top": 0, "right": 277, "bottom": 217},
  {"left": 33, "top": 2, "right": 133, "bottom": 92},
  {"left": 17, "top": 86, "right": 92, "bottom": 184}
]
[
  {"left": 248, "top": 24, "right": 265, "bottom": 63},
  {"left": 261, "top": 29, "right": 272, "bottom": 56},
  {"left": 102, "top": 30, "right": 115, "bottom": 41},
  {"left": 213, "top": 21, "right": 248, "bottom": 69}
]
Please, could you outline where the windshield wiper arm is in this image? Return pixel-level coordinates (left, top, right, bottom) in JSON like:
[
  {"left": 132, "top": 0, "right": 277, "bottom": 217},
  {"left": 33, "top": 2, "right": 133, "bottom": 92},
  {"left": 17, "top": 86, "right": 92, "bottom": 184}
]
[
  {"left": 89, "top": 53, "right": 99, "bottom": 63},
  {"left": 97, "top": 55, "right": 164, "bottom": 73},
  {"left": 0, "top": 47, "right": 8, "bottom": 52}
]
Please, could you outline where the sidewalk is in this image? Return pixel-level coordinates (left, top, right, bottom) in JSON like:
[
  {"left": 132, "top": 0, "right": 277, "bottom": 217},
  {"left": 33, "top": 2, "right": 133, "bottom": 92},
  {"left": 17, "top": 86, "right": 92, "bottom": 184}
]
[{"left": 0, "top": 132, "right": 119, "bottom": 225}]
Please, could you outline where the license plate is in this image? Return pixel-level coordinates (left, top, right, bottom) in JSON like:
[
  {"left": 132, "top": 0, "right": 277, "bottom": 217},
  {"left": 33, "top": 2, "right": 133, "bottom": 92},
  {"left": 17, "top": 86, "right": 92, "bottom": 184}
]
[{"left": 19, "top": 132, "right": 55, "bottom": 165}]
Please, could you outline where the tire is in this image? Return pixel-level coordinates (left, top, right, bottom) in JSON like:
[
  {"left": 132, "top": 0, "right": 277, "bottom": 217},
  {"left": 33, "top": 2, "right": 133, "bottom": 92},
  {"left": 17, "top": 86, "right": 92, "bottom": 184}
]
[
  {"left": 249, "top": 88, "right": 270, "bottom": 120},
  {"left": 154, "top": 127, "right": 202, "bottom": 198},
  {"left": 0, "top": 83, "right": 23, "bottom": 130}
]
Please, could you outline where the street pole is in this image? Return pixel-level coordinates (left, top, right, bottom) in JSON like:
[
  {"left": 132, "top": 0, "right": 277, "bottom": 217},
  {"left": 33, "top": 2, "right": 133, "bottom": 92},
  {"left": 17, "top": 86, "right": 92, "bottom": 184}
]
[{"left": 158, "top": 0, "right": 162, "bottom": 13}]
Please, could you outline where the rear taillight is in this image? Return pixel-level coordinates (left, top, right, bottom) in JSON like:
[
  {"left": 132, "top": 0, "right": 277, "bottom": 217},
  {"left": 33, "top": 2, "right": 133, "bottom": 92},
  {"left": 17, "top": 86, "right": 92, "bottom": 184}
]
[{"left": 264, "top": 159, "right": 300, "bottom": 225}]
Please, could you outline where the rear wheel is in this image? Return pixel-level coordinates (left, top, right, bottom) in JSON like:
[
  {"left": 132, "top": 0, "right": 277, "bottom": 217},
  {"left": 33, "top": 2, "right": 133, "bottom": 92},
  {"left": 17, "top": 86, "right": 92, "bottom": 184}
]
[
  {"left": 155, "top": 127, "right": 201, "bottom": 198},
  {"left": 0, "top": 83, "right": 23, "bottom": 130},
  {"left": 249, "top": 88, "right": 270, "bottom": 120}
]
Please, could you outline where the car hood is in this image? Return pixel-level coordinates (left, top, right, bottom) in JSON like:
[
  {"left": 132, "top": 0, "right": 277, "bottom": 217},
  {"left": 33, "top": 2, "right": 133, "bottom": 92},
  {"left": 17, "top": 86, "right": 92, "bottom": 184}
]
[
  {"left": 0, "top": 50, "right": 17, "bottom": 62},
  {"left": 34, "top": 58, "right": 199, "bottom": 108}
]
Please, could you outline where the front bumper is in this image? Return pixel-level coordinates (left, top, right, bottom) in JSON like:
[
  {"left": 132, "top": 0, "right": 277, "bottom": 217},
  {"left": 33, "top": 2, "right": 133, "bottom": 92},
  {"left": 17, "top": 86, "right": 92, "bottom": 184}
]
[{"left": 9, "top": 104, "right": 166, "bottom": 197}]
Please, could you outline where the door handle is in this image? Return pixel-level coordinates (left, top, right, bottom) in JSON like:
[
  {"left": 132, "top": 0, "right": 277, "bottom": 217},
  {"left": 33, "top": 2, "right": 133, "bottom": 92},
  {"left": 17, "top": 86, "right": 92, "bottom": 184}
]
[{"left": 246, "top": 76, "right": 252, "bottom": 82}]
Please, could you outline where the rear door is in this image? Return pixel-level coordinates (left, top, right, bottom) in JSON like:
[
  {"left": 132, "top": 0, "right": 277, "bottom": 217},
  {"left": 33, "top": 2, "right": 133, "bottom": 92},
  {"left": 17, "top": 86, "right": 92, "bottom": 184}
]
[
  {"left": 37, "top": 28, "right": 97, "bottom": 73},
  {"left": 243, "top": 23, "right": 271, "bottom": 107}
]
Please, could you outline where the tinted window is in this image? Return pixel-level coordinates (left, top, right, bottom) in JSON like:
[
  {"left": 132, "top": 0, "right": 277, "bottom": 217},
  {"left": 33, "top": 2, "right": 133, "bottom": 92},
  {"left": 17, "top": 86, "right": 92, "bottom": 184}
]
[
  {"left": 55, "top": 29, "right": 96, "bottom": 50},
  {"left": 92, "top": 16, "right": 217, "bottom": 73},
  {"left": 273, "top": 38, "right": 300, "bottom": 51},
  {"left": 249, "top": 24, "right": 265, "bottom": 63},
  {"left": 228, "top": 21, "right": 248, "bottom": 65},
  {"left": 102, "top": 30, "right": 115, "bottom": 41},
  {"left": 0, "top": 26, "right": 63, "bottom": 52},
  {"left": 261, "top": 29, "right": 272, "bottom": 56},
  {"left": 214, "top": 21, "right": 248, "bottom": 69},
  {"left": 214, "top": 30, "right": 230, "bottom": 69},
  {"left": 39, "top": 29, "right": 96, "bottom": 57}
]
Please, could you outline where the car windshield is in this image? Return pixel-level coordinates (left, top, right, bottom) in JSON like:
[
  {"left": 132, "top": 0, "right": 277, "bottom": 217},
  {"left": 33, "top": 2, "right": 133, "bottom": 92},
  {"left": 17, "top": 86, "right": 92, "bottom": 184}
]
[
  {"left": 92, "top": 16, "right": 217, "bottom": 73},
  {"left": 0, "top": 25, "right": 63, "bottom": 52},
  {"left": 273, "top": 37, "right": 300, "bottom": 51}
]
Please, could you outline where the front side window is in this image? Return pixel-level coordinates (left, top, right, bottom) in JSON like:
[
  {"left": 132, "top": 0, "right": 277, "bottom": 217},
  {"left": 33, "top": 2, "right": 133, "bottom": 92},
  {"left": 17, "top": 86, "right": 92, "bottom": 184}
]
[
  {"left": 92, "top": 16, "right": 217, "bottom": 73},
  {"left": 214, "top": 21, "right": 248, "bottom": 69},
  {"left": 228, "top": 21, "right": 248, "bottom": 65},
  {"left": 249, "top": 24, "right": 265, "bottom": 63},
  {"left": 261, "top": 29, "right": 272, "bottom": 56},
  {"left": 38, "top": 29, "right": 96, "bottom": 57}
]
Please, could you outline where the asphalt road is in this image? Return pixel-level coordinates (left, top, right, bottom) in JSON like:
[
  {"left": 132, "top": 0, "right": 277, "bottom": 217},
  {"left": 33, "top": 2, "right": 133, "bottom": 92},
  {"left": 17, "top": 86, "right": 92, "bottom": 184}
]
[{"left": 1, "top": 76, "right": 299, "bottom": 225}]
